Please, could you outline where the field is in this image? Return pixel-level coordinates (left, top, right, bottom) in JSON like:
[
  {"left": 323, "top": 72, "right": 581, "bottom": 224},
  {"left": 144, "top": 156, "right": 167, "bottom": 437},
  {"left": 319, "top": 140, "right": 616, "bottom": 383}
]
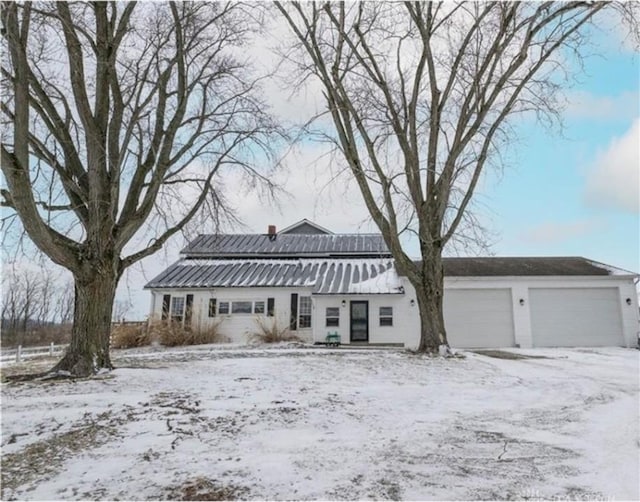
[{"left": 1, "top": 345, "right": 638, "bottom": 500}]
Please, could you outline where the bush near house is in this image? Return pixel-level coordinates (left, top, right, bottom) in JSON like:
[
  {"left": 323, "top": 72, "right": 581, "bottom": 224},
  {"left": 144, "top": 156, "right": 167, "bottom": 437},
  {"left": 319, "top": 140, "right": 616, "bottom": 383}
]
[
  {"left": 250, "top": 317, "right": 300, "bottom": 344},
  {"left": 111, "top": 323, "right": 151, "bottom": 349},
  {"left": 111, "top": 313, "right": 227, "bottom": 349},
  {"left": 150, "top": 320, "right": 227, "bottom": 347}
]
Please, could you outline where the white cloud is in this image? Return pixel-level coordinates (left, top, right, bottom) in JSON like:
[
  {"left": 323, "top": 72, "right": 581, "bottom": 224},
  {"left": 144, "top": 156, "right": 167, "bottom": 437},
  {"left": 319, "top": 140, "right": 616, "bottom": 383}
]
[
  {"left": 584, "top": 119, "right": 640, "bottom": 213},
  {"left": 565, "top": 90, "right": 639, "bottom": 122},
  {"left": 521, "top": 219, "right": 603, "bottom": 244},
  {"left": 223, "top": 142, "right": 374, "bottom": 234}
]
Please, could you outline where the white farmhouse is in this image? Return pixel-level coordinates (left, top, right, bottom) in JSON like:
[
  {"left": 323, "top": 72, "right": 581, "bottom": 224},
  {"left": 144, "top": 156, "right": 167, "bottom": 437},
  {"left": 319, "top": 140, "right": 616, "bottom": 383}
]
[{"left": 145, "top": 220, "right": 639, "bottom": 349}]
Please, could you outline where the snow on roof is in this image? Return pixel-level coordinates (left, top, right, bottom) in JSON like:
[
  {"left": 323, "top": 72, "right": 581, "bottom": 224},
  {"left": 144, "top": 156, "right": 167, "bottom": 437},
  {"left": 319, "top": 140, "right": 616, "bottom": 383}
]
[
  {"left": 145, "top": 258, "right": 404, "bottom": 295},
  {"left": 147, "top": 255, "right": 636, "bottom": 293},
  {"left": 583, "top": 259, "right": 638, "bottom": 277}
]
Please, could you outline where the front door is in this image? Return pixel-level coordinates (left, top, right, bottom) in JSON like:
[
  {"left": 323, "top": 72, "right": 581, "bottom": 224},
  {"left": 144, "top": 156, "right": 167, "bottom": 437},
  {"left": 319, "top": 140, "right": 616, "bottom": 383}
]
[{"left": 350, "top": 301, "right": 369, "bottom": 342}]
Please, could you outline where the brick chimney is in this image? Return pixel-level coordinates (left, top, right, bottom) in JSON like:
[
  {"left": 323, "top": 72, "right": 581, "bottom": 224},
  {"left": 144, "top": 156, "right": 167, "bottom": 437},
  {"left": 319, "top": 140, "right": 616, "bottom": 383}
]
[{"left": 267, "top": 225, "right": 276, "bottom": 236}]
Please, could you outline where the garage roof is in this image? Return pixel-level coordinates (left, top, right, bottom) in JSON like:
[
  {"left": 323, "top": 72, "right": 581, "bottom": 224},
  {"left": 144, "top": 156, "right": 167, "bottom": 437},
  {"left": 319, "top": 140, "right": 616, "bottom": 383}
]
[{"left": 439, "top": 257, "right": 636, "bottom": 277}]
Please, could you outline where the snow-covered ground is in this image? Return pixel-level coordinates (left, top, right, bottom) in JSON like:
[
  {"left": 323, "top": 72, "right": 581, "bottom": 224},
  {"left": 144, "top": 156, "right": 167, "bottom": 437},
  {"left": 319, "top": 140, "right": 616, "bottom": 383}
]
[{"left": 1, "top": 345, "right": 638, "bottom": 501}]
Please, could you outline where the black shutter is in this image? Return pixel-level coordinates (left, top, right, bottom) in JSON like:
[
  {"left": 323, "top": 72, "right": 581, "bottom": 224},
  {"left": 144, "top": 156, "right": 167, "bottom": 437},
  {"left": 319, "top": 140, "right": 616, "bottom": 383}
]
[
  {"left": 209, "top": 298, "right": 217, "bottom": 317},
  {"left": 290, "top": 293, "right": 298, "bottom": 331},
  {"left": 267, "top": 298, "right": 275, "bottom": 317},
  {"left": 162, "top": 294, "right": 171, "bottom": 321},
  {"left": 185, "top": 294, "right": 194, "bottom": 326}
]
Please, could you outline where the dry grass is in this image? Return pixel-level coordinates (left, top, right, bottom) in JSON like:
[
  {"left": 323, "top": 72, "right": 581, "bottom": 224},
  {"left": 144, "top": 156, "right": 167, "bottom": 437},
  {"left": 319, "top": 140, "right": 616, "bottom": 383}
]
[
  {"left": 111, "top": 312, "right": 228, "bottom": 349},
  {"left": 250, "top": 317, "right": 300, "bottom": 344},
  {"left": 149, "top": 320, "right": 227, "bottom": 347},
  {"left": 1, "top": 411, "right": 120, "bottom": 495},
  {"left": 111, "top": 324, "right": 151, "bottom": 349},
  {"left": 165, "top": 477, "right": 249, "bottom": 501}
]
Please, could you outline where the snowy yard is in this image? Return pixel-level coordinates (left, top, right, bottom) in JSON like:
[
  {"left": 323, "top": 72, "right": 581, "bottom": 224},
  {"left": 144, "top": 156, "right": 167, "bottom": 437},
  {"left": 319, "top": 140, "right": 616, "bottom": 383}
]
[{"left": 1, "top": 345, "right": 638, "bottom": 501}]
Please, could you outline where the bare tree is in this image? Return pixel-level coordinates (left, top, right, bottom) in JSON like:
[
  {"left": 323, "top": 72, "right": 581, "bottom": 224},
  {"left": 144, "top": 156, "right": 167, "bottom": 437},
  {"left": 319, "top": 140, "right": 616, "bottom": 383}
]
[
  {"left": 35, "top": 269, "right": 55, "bottom": 326},
  {"left": 1, "top": 2, "right": 281, "bottom": 375},
  {"left": 276, "top": 1, "right": 638, "bottom": 352},
  {"left": 54, "top": 279, "right": 75, "bottom": 326},
  {"left": 1, "top": 266, "right": 45, "bottom": 342},
  {"left": 111, "top": 299, "right": 132, "bottom": 323},
  {"left": 1, "top": 270, "right": 22, "bottom": 334},
  {"left": 18, "top": 269, "right": 41, "bottom": 340}
]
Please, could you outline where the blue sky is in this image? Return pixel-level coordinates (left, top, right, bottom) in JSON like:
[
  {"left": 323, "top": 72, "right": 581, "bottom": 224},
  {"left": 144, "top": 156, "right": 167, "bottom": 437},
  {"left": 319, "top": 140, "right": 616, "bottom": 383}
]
[{"left": 483, "top": 47, "right": 639, "bottom": 274}]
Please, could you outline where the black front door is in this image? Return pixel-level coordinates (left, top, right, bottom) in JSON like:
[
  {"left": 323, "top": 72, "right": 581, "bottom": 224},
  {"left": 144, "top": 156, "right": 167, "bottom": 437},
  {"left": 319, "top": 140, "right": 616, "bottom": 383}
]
[{"left": 350, "top": 301, "right": 369, "bottom": 342}]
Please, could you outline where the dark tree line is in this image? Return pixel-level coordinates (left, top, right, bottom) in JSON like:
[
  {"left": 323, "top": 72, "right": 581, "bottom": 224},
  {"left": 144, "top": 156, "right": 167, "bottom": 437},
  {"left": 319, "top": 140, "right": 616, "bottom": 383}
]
[{"left": 1, "top": 265, "right": 74, "bottom": 347}]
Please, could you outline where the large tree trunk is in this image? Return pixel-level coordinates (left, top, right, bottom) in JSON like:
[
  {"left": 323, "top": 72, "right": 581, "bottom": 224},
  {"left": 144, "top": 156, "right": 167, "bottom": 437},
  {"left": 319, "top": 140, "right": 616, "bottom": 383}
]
[
  {"left": 411, "top": 249, "right": 449, "bottom": 353},
  {"left": 51, "top": 269, "right": 118, "bottom": 377}
]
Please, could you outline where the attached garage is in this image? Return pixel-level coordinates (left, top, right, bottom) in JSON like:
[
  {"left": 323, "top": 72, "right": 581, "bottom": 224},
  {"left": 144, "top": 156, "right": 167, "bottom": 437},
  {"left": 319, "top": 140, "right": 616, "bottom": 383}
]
[
  {"left": 439, "top": 256, "right": 638, "bottom": 350},
  {"left": 529, "top": 287, "right": 625, "bottom": 347},
  {"left": 444, "top": 288, "right": 516, "bottom": 348}
]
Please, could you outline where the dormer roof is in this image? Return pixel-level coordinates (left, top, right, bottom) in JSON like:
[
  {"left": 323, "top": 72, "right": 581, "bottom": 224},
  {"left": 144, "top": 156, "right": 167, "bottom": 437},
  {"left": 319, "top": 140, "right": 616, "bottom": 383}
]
[{"left": 279, "top": 219, "right": 333, "bottom": 235}]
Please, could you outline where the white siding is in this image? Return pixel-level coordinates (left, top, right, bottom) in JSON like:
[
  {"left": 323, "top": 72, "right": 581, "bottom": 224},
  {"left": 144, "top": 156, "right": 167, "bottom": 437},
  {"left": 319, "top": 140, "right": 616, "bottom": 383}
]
[
  {"left": 148, "top": 276, "right": 639, "bottom": 349},
  {"left": 312, "top": 294, "right": 412, "bottom": 346},
  {"left": 149, "top": 287, "right": 313, "bottom": 344},
  {"left": 443, "top": 289, "right": 515, "bottom": 348},
  {"left": 529, "top": 288, "right": 625, "bottom": 347}
]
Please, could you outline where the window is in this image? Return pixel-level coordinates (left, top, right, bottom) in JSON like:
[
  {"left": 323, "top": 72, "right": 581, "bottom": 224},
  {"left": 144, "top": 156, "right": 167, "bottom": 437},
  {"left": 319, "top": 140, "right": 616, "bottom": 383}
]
[
  {"left": 379, "top": 306, "right": 393, "bottom": 326},
  {"left": 218, "top": 300, "right": 267, "bottom": 315},
  {"left": 185, "top": 295, "right": 193, "bottom": 327},
  {"left": 231, "top": 301, "right": 252, "bottom": 314},
  {"left": 299, "top": 296, "right": 312, "bottom": 328},
  {"left": 162, "top": 294, "right": 171, "bottom": 321},
  {"left": 208, "top": 299, "right": 217, "bottom": 318},
  {"left": 171, "top": 297, "right": 185, "bottom": 322},
  {"left": 326, "top": 307, "right": 340, "bottom": 327},
  {"left": 267, "top": 298, "right": 275, "bottom": 317}
]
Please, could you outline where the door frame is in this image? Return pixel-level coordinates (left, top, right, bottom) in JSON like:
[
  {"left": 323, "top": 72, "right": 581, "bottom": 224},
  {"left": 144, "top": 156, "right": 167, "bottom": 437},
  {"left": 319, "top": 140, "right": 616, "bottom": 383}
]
[{"left": 350, "top": 300, "right": 369, "bottom": 343}]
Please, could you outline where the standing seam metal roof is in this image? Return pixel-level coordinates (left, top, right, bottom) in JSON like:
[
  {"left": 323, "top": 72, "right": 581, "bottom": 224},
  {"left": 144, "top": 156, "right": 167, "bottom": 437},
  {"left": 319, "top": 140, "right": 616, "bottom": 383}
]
[
  {"left": 181, "top": 233, "right": 390, "bottom": 257},
  {"left": 145, "top": 258, "right": 403, "bottom": 294},
  {"left": 146, "top": 255, "right": 635, "bottom": 293}
]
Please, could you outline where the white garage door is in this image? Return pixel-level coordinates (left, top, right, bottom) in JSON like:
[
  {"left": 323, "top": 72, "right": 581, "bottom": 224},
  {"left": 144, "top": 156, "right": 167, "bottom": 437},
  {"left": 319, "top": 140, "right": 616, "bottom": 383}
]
[
  {"left": 444, "top": 289, "right": 515, "bottom": 348},
  {"left": 529, "top": 288, "right": 624, "bottom": 347}
]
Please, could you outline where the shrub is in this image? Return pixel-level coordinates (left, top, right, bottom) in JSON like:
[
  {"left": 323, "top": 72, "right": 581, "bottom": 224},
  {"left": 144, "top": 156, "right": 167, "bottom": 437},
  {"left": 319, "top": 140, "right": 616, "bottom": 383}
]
[
  {"left": 111, "top": 323, "right": 151, "bottom": 349},
  {"left": 250, "top": 316, "right": 299, "bottom": 344},
  {"left": 148, "top": 320, "right": 226, "bottom": 347}
]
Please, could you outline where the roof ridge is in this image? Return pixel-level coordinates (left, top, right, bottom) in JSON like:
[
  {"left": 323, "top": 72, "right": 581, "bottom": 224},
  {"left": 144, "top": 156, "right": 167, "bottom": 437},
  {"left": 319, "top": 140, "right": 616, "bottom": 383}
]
[{"left": 190, "top": 233, "right": 384, "bottom": 237}]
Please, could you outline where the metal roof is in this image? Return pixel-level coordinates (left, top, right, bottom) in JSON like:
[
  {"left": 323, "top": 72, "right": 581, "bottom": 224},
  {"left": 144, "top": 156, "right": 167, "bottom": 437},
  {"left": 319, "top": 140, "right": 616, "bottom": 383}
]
[
  {"left": 145, "top": 258, "right": 404, "bottom": 295},
  {"left": 279, "top": 219, "right": 333, "bottom": 235},
  {"left": 439, "top": 256, "right": 636, "bottom": 277},
  {"left": 181, "top": 233, "right": 390, "bottom": 258},
  {"left": 146, "top": 255, "right": 634, "bottom": 295}
]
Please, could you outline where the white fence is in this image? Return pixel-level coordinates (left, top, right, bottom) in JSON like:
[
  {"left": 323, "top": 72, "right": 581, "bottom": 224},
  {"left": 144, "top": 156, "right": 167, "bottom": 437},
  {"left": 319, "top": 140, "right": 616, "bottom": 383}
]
[{"left": 0, "top": 343, "right": 68, "bottom": 363}]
